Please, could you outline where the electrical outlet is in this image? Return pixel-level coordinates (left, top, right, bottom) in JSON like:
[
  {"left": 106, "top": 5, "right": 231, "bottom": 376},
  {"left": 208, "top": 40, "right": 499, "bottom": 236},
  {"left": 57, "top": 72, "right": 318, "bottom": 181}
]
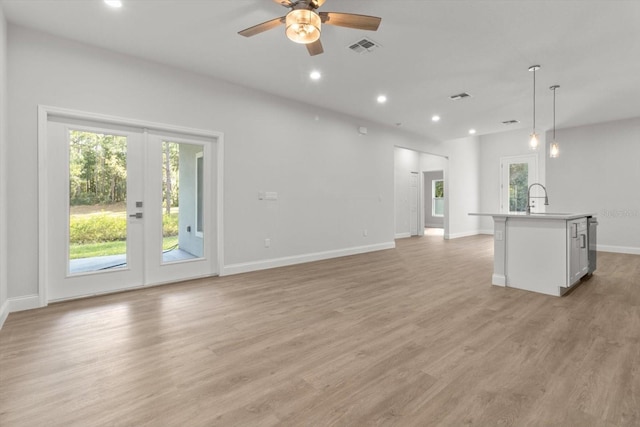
[{"left": 264, "top": 238, "right": 270, "bottom": 248}]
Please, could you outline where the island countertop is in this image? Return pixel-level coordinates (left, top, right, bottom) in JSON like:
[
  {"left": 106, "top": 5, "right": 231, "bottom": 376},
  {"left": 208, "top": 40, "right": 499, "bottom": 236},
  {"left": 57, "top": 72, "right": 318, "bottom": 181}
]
[{"left": 469, "top": 212, "right": 596, "bottom": 220}]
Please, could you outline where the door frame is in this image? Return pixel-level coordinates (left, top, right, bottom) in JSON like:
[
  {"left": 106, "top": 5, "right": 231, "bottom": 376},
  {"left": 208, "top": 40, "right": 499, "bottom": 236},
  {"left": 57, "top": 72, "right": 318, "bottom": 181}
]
[
  {"left": 500, "top": 154, "right": 539, "bottom": 213},
  {"left": 409, "top": 171, "right": 419, "bottom": 236},
  {"left": 37, "top": 105, "right": 225, "bottom": 306}
]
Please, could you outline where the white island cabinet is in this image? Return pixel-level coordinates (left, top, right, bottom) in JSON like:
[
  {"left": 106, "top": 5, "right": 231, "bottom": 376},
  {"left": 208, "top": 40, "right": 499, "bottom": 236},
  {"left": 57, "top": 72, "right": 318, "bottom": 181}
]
[{"left": 470, "top": 213, "right": 595, "bottom": 296}]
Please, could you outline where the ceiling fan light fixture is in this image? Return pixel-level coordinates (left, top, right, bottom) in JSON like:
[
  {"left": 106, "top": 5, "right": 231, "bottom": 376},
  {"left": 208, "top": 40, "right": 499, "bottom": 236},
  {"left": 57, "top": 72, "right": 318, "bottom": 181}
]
[{"left": 286, "top": 9, "right": 321, "bottom": 44}]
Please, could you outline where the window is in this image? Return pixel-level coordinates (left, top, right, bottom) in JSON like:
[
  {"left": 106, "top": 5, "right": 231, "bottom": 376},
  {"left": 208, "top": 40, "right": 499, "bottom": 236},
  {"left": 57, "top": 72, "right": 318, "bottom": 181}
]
[{"left": 432, "top": 179, "right": 444, "bottom": 217}]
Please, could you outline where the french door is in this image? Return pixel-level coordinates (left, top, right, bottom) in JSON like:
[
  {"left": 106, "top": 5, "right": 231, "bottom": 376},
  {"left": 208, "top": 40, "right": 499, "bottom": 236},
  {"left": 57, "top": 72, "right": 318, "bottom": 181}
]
[{"left": 44, "top": 115, "right": 218, "bottom": 301}]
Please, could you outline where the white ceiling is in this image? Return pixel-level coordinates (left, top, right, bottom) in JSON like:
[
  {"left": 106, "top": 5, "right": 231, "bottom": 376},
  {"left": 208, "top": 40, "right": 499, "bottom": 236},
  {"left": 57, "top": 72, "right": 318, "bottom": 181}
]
[{"left": 2, "top": 0, "right": 640, "bottom": 141}]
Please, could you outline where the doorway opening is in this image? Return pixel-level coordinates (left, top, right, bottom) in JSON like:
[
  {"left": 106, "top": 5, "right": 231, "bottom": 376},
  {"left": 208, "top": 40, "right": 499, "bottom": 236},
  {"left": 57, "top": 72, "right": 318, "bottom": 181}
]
[
  {"left": 394, "top": 146, "right": 448, "bottom": 239},
  {"left": 423, "top": 170, "right": 444, "bottom": 236}
]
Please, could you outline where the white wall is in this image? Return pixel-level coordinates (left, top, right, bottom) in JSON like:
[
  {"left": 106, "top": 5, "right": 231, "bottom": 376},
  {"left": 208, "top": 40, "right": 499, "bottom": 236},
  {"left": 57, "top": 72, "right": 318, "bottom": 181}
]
[
  {"left": 478, "top": 128, "right": 546, "bottom": 232},
  {"left": 6, "top": 25, "right": 487, "bottom": 305},
  {"left": 546, "top": 117, "right": 640, "bottom": 253},
  {"left": 442, "top": 136, "right": 480, "bottom": 238},
  {"left": 394, "top": 147, "right": 420, "bottom": 237},
  {"left": 0, "top": 7, "right": 8, "bottom": 326},
  {"left": 420, "top": 152, "right": 447, "bottom": 172}
]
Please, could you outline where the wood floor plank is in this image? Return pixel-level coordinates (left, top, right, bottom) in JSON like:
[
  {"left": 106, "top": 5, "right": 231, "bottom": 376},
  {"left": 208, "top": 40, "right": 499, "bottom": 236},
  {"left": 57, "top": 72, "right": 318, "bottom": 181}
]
[{"left": 1, "top": 234, "right": 640, "bottom": 426}]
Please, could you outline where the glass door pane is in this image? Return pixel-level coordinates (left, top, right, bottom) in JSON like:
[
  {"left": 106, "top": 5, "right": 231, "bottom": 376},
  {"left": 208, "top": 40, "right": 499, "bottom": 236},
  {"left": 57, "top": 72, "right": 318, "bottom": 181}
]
[
  {"left": 68, "top": 130, "right": 129, "bottom": 274},
  {"left": 501, "top": 154, "right": 538, "bottom": 214},
  {"left": 161, "top": 141, "right": 204, "bottom": 264},
  {"left": 509, "top": 163, "right": 529, "bottom": 213}
]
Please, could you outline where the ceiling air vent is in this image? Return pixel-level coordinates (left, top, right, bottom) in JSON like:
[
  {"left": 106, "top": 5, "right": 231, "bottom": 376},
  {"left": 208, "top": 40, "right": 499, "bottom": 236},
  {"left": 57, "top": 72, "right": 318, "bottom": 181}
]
[
  {"left": 348, "top": 37, "right": 381, "bottom": 54},
  {"left": 502, "top": 119, "right": 520, "bottom": 125},
  {"left": 449, "top": 92, "right": 471, "bottom": 100}
]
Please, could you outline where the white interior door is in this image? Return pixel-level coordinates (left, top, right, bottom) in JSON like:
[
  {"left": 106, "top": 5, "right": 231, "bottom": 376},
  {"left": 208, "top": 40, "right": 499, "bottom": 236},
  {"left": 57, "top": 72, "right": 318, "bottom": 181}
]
[{"left": 44, "top": 116, "right": 217, "bottom": 301}]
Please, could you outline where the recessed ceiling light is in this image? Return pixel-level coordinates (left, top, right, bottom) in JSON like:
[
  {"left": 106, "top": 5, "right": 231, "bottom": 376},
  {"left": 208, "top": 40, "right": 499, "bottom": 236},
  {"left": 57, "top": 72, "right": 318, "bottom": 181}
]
[
  {"left": 104, "top": 0, "right": 123, "bottom": 8},
  {"left": 469, "top": 129, "right": 476, "bottom": 135},
  {"left": 377, "top": 95, "right": 387, "bottom": 104},
  {"left": 432, "top": 115, "right": 440, "bottom": 122},
  {"left": 309, "top": 70, "right": 321, "bottom": 81}
]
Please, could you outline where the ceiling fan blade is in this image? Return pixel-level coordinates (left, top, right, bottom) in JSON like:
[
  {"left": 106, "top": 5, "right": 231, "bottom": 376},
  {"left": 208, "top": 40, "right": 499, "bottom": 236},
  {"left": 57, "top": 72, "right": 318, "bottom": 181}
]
[
  {"left": 273, "top": 0, "right": 293, "bottom": 7},
  {"left": 319, "top": 12, "right": 381, "bottom": 31},
  {"left": 306, "top": 39, "right": 324, "bottom": 56},
  {"left": 310, "top": 0, "right": 326, "bottom": 8},
  {"left": 238, "top": 17, "right": 285, "bottom": 37}
]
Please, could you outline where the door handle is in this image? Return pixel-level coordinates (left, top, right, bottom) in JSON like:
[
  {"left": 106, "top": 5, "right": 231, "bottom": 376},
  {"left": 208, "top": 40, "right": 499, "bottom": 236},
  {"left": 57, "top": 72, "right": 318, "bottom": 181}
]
[
  {"left": 580, "top": 234, "right": 586, "bottom": 248},
  {"left": 129, "top": 212, "right": 143, "bottom": 219}
]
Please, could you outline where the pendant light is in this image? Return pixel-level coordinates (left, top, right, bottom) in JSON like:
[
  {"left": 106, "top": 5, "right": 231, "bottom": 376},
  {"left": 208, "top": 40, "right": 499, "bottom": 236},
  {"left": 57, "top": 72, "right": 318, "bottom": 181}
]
[
  {"left": 549, "top": 85, "right": 560, "bottom": 158},
  {"left": 528, "top": 65, "right": 540, "bottom": 150}
]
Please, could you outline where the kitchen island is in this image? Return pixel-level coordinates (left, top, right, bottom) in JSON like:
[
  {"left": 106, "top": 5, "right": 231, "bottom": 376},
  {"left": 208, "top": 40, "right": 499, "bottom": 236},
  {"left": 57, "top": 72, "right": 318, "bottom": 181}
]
[{"left": 470, "top": 213, "right": 597, "bottom": 296}]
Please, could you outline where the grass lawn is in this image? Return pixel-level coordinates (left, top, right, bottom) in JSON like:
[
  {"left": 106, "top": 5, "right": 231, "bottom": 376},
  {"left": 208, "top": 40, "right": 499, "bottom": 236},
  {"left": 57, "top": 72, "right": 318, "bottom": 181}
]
[{"left": 70, "top": 235, "right": 179, "bottom": 259}]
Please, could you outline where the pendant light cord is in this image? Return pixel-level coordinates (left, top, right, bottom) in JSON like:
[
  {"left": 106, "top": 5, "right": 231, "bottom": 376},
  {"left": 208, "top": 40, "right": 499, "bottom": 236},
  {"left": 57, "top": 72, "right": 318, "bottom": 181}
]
[
  {"left": 552, "top": 86, "right": 556, "bottom": 140},
  {"left": 532, "top": 68, "right": 536, "bottom": 133}
]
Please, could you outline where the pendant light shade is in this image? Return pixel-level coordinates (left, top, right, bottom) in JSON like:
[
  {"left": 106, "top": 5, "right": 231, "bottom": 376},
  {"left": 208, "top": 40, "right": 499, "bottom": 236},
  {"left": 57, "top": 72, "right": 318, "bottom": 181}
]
[
  {"left": 529, "top": 133, "right": 539, "bottom": 150},
  {"left": 549, "top": 85, "right": 560, "bottom": 158},
  {"left": 528, "top": 65, "right": 540, "bottom": 150},
  {"left": 286, "top": 9, "right": 321, "bottom": 44}
]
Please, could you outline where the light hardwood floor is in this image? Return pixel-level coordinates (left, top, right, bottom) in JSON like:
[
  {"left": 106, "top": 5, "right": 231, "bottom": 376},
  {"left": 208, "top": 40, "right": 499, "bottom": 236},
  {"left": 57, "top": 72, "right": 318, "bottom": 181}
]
[{"left": 1, "top": 234, "right": 639, "bottom": 426}]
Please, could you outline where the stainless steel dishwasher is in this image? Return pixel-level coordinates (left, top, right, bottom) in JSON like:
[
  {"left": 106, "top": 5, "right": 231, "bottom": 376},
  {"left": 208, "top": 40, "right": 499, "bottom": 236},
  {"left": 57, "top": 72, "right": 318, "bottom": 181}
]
[{"left": 588, "top": 216, "right": 598, "bottom": 274}]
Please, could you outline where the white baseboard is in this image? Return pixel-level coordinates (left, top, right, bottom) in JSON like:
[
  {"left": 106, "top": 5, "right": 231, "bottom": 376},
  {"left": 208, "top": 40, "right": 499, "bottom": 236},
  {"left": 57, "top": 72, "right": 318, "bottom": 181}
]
[
  {"left": 492, "top": 274, "right": 506, "bottom": 286},
  {"left": 394, "top": 233, "right": 411, "bottom": 239},
  {"left": 597, "top": 244, "right": 640, "bottom": 255},
  {"left": 446, "top": 230, "right": 482, "bottom": 239},
  {"left": 0, "top": 295, "right": 42, "bottom": 329},
  {"left": 0, "top": 299, "right": 9, "bottom": 329},
  {"left": 222, "top": 242, "right": 396, "bottom": 276},
  {"left": 478, "top": 229, "right": 494, "bottom": 235},
  {"left": 424, "top": 223, "right": 444, "bottom": 228},
  {"left": 8, "top": 294, "right": 42, "bottom": 312}
]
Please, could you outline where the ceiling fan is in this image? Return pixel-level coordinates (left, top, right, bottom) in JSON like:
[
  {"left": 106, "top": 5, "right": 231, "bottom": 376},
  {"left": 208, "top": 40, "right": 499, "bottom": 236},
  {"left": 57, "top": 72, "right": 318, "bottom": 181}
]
[{"left": 238, "top": 0, "right": 382, "bottom": 56}]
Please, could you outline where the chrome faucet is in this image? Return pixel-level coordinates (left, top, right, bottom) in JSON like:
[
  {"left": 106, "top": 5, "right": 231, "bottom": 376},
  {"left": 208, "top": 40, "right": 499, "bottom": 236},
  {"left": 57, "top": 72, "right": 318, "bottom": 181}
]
[{"left": 526, "top": 183, "right": 549, "bottom": 214}]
